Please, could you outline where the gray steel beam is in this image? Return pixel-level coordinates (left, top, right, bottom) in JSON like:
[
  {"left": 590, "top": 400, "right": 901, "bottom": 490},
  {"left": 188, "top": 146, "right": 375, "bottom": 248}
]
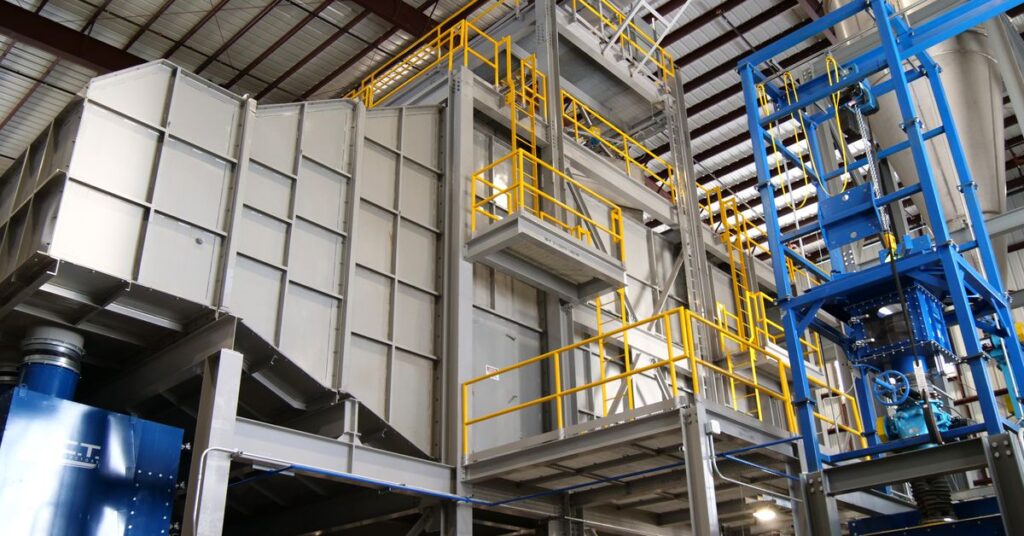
[
  {"left": 554, "top": 5, "right": 662, "bottom": 102},
  {"left": 88, "top": 316, "right": 238, "bottom": 411},
  {"left": 985, "top": 433, "right": 1024, "bottom": 534},
  {"left": 658, "top": 498, "right": 753, "bottom": 526},
  {"left": 184, "top": 349, "right": 244, "bottom": 536},
  {"left": 350, "top": 0, "right": 437, "bottom": 35},
  {"left": 804, "top": 472, "right": 841, "bottom": 536},
  {"left": 683, "top": 402, "right": 719, "bottom": 536},
  {"left": 0, "top": 2, "right": 143, "bottom": 73},
  {"left": 230, "top": 418, "right": 453, "bottom": 493},
  {"left": 535, "top": 0, "right": 578, "bottom": 436},
  {"left": 788, "top": 460, "right": 810, "bottom": 536},
  {"left": 226, "top": 489, "right": 422, "bottom": 535},
  {"left": 838, "top": 490, "right": 914, "bottom": 516},
  {"left": 952, "top": 205, "right": 1024, "bottom": 244},
  {"left": 442, "top": 65, "right": 476, "bottom": 536},
  {"left": 666, "top": 72, "right": 717, "bottom": 360},
  {"left": 824, "top": 437, "right": 989, "bottom": 495},
  {"left": 562, "top": 142, "right": 676, "bottom": 224},
  {"left": 463, "top": 399, "right": 686, "bottom": 482}
]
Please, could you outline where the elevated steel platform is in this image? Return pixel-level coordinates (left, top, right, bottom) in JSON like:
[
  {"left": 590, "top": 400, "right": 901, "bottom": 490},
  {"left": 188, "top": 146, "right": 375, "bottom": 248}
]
[
  {"left": 463, "top": 396, "right": 911, "bottom": 530},
  {"left": 466, "top": 212, "right": 625, "bottom": 303}
]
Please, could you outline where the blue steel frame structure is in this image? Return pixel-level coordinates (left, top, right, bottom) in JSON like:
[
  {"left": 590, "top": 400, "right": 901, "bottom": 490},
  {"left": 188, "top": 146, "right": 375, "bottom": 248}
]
[{"left": 738, "top": 0, "right": 1024, "bottom": 474}]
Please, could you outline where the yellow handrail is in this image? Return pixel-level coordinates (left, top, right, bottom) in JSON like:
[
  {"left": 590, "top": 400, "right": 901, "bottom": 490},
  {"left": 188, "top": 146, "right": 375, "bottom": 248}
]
[
  {"left": 461, "top": 303, "right": 865, "bottom": 456},
  {"left": 471, "top": 149, "right": 626, "bottom": 262},
  {"left": 561, "top": 91, "right": 677, "bottom": 202},
  {"left": 568, "top": 0, "right": 676, "bottom": 84},
  {"left": 346, "top": 7, "right": 539, "bottom": 110}
]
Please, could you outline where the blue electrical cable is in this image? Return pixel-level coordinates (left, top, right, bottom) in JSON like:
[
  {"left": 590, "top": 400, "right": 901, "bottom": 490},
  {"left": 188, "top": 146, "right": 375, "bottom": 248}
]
[{"left": 227, "top": 435, "right": 802, "bottom": 507}]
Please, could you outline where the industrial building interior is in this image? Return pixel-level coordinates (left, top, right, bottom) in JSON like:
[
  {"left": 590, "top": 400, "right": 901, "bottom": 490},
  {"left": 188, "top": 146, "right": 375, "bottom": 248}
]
[{"left": 5, "top": 0, "right": 1024, "bottom": 534}]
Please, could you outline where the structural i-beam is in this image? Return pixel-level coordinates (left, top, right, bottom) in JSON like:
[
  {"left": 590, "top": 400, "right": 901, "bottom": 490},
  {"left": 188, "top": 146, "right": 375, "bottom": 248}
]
[{"left": 0, "top": 2, "right": 143, "bottom": 73}]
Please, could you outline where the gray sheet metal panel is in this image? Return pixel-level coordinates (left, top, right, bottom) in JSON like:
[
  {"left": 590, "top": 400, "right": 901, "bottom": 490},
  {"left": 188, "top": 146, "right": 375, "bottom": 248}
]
[
  {"left": 342, "top": 105, "right": 444, "bottom": 454},
  {"left": 468, "top": 123, "right": 547, "bottom": 452},
  {"left": 0, "top": 63, "right": 443, "bottom": 454},
  {"left": 0, "top": 62, "right": 246, "bottom": 307},
  {"left": 235, "top": 99, "right": 357, "bottom": 387}
]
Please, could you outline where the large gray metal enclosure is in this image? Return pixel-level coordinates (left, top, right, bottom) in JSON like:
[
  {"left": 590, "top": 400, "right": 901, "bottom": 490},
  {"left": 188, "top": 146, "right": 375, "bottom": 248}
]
[{"left": 0, "top": 61, "right": 444, "bottom": 454}]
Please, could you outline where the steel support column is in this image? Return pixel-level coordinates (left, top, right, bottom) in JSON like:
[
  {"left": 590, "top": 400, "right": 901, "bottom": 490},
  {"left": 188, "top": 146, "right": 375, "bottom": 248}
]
[
  {"left": 183, "top": 349, "right": 244, "bottom": 536},
  {"left": 985, "top": 432, "right": 1024, "bottom": 534},
  {"left": 788, "top": 459, "right": 810, "bottom": 536},
  {"left": 803, "top": 472, "right": 841, "bottom": 536},
  {"left": 682, "top": 401, "right": 719, "bottom": 536},
  {"left": 442, "top": 66, "right": 476, "bottom": 536},
  {"left": 662, "top": 74, "right": 716, "bottom": 332},
  {"left": 536, "top": 0, "right": 577, "bottom": 435}
]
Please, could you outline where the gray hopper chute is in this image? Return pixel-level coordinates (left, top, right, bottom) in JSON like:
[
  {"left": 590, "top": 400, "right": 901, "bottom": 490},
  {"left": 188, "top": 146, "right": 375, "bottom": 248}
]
[{"left": 823, "top": 0, "right": 1008, "bottom": 280}]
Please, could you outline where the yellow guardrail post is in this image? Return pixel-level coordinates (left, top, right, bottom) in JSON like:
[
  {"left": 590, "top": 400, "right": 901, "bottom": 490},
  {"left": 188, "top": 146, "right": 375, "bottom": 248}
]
[
  {"left": 596, "top": 295, "right": 609, "bottom": 416},
  {"left": 470, "top": 170, "right": 478, "bottom": 233},
  {"left": 460, "top": 301, "right": 871, "bottom": 457},
  {"left": 462, "top": 382, "right": 470, "bottom": 456},
  {"left": 664, "top": 313, "right": 679, "bottom": 398},
  {"left": 778, "top": 359, "right": 797, "bottom": 433},
  {"left": 682, "top": 309, "right": 699, "bottom": 395},
  {"left": 553, "top": 351, "right": 564, "bottom": 431},
  {"left": 618, "top": 288, "right": 635, "bottom": 410}
]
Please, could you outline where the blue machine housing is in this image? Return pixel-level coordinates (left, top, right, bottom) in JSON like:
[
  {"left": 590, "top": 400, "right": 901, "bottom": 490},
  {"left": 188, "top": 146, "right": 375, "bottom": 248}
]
[
  {"left": 849, "top": 497, "right": 1003, "bottom": 535},
  {"left": 0, "top": 386, "right": 183, "bottom": 535},
  {"left": 884, "top": 399, "right": 953, "bottom": 443},
  {"left": 819, "top": 182, "right": 884, "bottom": 252},
  {"left": 846, "top": 281, "right": 954, "bottom": 370}
]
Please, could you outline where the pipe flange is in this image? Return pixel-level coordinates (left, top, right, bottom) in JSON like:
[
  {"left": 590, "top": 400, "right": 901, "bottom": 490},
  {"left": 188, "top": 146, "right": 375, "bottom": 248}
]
[
  {"left": 21, "top": 353, "right": 81, "bottom": 374},
  {"left": 20, "top": 325, "right": 85, "bottom": 362}
]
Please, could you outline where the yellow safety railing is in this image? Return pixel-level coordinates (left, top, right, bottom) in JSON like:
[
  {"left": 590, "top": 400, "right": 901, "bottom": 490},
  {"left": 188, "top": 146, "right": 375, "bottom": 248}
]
[
  {"left": 561, "top": 90, "right": 677, "bottom": 202},
  {"left": 462, "top": 303, "right": 865, "bottom": 456},
  {"left": 345, "top": 1, "right": 526, "bottom": 109},
  {"left": 470, "top": 148, "right": 626, "bottom": 262},
  {"left": 567, "top": 0, "right": 676, "bottom": 84}
]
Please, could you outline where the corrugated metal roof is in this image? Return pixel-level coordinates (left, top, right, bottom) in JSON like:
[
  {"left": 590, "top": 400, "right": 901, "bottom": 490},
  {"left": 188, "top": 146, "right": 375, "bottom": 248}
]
[{"left": 1, "top": 0, "right": 1022, "bottom": 262}]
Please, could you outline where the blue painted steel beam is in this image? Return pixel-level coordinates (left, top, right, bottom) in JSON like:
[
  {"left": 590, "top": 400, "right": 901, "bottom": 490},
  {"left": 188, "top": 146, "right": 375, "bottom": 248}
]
[
  {"left": 826, "top": 423, "right": 987, "bottom": 464},
  {"left": 760, "top": 130, "right": 823, "bottom": 184},
  {"left": 782, "top": 251, "right": 937, "bottom": 312},
  {"left": 744, "top": 0, "right": 868, "bottom": 67},
  {"left": 783, "top": 247, "right": 831, "bottom": 283},
  {"left": 822, "top": 129, "right": 944, "bottom": 182},
  {"left": 740, "top": 0, "right": 1024, "bottom": 475},
  {"left": 781, "top": 222, "right": 821, "bottom": 244},
  {"left": 874, "top": 183, "right": 922, "bottom": 209},
  {"left": 751, "top": 1, "right": 1024, "bottom": 128}
]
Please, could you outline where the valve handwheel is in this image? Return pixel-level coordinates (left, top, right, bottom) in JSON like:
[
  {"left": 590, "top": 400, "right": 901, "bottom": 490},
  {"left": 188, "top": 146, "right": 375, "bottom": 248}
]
[{"left": 873, "top": 369, "right": 911, "bottom": 407}]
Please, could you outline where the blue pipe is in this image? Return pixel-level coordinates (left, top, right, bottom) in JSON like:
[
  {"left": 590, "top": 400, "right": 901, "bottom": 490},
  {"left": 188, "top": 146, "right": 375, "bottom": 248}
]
[
  {"left": 20, "top": 362, "right": 79, "bottom": 400},
  {"left": 721, "top": 454, "right": 799, "bottom": 482}
]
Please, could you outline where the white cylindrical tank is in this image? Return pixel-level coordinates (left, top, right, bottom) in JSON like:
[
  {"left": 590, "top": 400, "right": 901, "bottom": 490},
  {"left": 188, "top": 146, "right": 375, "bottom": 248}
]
[{"left": 824, "top": 1, "right": 1007, "bottom": 277}]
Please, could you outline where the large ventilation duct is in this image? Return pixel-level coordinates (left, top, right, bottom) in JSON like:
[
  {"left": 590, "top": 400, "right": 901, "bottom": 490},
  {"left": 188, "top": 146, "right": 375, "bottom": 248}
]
[
  {"left": 18, "top": 325, "right": 84, "bottom": 400},
  {"left": 824, "top": 1, "right": 1007, "bottom": 278}
]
